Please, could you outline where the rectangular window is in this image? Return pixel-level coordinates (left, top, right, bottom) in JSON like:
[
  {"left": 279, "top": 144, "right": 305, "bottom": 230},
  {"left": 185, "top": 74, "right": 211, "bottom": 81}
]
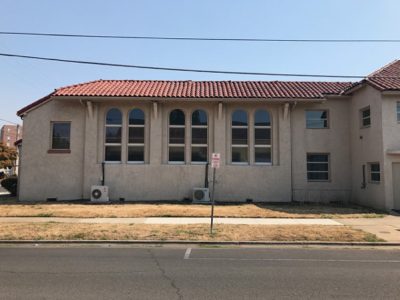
[
  {"left": 307, "top": 153, "right": 329, "bottom": 181},
  {"left": 128, "top": 124, "right": 145, "bottom": 163},
  {"left": 191, "top": 126, "right": 207, "bottom": 163},
  {"left": 51, "top": 122, "right": 71, "bottom": 150},
  {"left": 232, "top": 125, "right": 248, "bottom": 163},
  {"left": 169, "top": 126, "right": 185, "bottom": 163},
  {"left": 254, "top": 125, "right": 271, "bottom": 164},
  {"left": 360, "top": 106, "right": 371, "bottom": 128},
  {"left": 369, "top": 163, "right": 380, "bottom": 183},
  {"left": 397, "top": 102, "right": 400, "bottom": 122},
  {"left": 306, "top": 110, "right": 328, "bottom": 129}
]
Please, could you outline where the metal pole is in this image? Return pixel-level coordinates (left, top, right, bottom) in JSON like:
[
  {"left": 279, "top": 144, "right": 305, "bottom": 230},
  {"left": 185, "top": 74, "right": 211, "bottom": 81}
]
[{"left": 210, "top": 167, "right": 216, "bottom": 234}]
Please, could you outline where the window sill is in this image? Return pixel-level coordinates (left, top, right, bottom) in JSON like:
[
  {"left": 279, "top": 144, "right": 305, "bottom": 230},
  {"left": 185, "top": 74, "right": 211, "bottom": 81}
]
[
  {"left": 104, "top": 161, "right": 122, "bottom": 164},
  {"left": 254, "top": 162, "right": 272, "bottom": 166},
  {"left": 307, "top": 180, "right": 331, "bottom": 183},
  {"left": 47, "top": 149, "right": 71, "bottom": 154},
  {"left": 231, "top": 162, "right": 250, "bottom": 165},
  {"left": 168, "top": 162, "right": 186, "bottom": 165},
  {"left": 191, "top": 162, "right": 208, "bottom": 165},
  {"left": 127, "top": 161, "right": 145, "bottom": 164}
]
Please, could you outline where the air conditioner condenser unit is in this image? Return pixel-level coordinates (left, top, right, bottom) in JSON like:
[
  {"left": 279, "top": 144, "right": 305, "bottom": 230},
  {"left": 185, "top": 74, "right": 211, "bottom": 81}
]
[
  {"left": 192, "top": 188, "right": 210, "bottom": 203},
  {"left": 91, "top": 185, "right": 109, "bottom": 202}
]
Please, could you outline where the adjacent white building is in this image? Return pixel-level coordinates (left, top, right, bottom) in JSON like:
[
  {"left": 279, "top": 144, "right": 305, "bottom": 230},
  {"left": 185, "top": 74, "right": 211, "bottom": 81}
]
[{"left": 16, "top": 60, "right": 400, "bottom": 210}]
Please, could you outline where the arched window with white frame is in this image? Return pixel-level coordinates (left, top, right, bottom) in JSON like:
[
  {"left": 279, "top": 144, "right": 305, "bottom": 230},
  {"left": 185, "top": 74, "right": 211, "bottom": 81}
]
[
  {"left": 191, "top": 109, "right": 208, "bottom": 163},
  {"left": 254, "top": 110, "right": 272, "bottom": 163},
  {"left": 128, "top": 108, "right": 145, "bottom": 162},
  {"left": 169, "top": 109, "right": 185, "bottom": 163},
  {"left": 105, "top": 108, "right": 122, "bottom": 162},
  {"left": 231, "top": 109, "right": 248, "bottom": 163}
]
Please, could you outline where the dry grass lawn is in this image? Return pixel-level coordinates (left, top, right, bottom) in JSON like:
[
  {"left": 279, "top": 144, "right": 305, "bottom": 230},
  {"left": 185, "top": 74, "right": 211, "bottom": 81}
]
[
  {"left": 0, "top": 223, "right": 382, "bottom": 242},
  {"left": 0, "top": 202, "right": 383, "bottom": 219}
]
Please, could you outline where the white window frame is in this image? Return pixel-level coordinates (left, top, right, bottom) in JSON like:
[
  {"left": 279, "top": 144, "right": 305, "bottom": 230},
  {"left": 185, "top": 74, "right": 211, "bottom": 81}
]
[
  {"left": 360, "top": 106, "right": 371, "bottom": 128},
  {"left": 254, "top": 110, "right": 272, "bottom": 165},
  {"left": 306, "top": 153, "right": 330, "bottom": 182},
  {"left": 368, "top": 162, "right": 381, "bottom": 183},
  {"left": 168, "top": 110, "right": 185, "bottom": 164},
  {"left": 305, "top": 109, "right": 329, "bottom": 129},
  {"left": 231, "top": 110, "right": 249, "bottom": 165},
  {"left": 104, "top": 109, "right": 122, "bottom": 163},
  {"left": 127, "top": 109, "right": 145, "bottom": 164},
  {"left": 191, "top": 110, "right": 208, "bottom": 164}
]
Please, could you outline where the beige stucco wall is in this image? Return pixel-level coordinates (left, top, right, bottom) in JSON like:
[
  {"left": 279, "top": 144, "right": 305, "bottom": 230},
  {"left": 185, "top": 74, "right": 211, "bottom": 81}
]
[
  {"left": 17, "top": 88, "right": 400, "bottom": 209},
  {"left": 381, "top": 94, "right": 400, "bottom": 209},
  {"left": 19, "top": 98, "right": 292, "bottom": 202},
  {"left": 18, "top": 100, "right": 85, "bottom": 201},
  {"left": 291, "top": 99, "right": 352, "bottom": 202},
  {"left": 348, "top": 85, "right": 386, "bottom": 209}
]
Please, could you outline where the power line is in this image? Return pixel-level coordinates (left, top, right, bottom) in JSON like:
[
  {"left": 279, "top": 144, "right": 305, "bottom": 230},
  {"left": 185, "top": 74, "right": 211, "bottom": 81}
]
[
  {"left": 0, "top": 52, "right": 392, "bottom": 79},
  {"left": 0, "top": 118, "right": 20, "bottom": 125},
  {"left": 1, "top": 31, "right": 400, "bottom": 43}
]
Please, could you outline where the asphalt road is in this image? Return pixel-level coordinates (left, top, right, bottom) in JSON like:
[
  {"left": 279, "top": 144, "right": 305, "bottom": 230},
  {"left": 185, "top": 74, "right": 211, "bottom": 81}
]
[{"left": 0, "top": 245, "right": 400, "bottom": 299}]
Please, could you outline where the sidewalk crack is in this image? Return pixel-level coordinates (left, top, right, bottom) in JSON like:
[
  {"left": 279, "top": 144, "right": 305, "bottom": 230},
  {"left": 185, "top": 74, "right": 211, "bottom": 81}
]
[{"left": 147, "top": 249, "right": 183, "bottom": 300}]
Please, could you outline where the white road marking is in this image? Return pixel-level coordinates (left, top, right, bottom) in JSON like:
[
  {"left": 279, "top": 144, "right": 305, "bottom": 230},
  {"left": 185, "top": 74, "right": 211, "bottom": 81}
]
[
  {"left": 187, "top": 257, "right": 400, "bottom": 263},
  {"left": 184, "top": 248, "right": 192, "bottom": 260}
]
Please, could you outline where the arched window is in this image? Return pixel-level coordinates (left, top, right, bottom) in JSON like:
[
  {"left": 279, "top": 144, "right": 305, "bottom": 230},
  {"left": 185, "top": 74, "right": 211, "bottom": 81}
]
[
  {"left": 105, "top": 108, "right": 122, "bottom": 162},
  {"left": 191, "top": 110, "right": 208, "bottom": 162},
  {"left": 254, "top": 110, "right": 272, "bottom": 163},
  {"left": 231, "top": 110, "right": 248, "bottom": 163},
  {"left": 128, "top": 109, "right": 145, "bottom": 162},
  {"left": 169, "top": 109, "right": 185, "bottom": 162}
]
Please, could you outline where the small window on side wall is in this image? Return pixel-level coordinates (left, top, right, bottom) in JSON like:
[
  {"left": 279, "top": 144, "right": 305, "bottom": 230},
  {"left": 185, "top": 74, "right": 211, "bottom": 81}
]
[
  {"left": 307, "top": 153, "right": 329, "bottom": 181},
  {"left": 360, "top": 106, "right": 371, "bottom": 128},
  {"left": 368, "top": 162, "right": 380, "bottom": 183},
  {"left": 51, "top": 122, "right": 71, "bottom": 150},
  {"left": 397, "top": 102, "right": 400, "bottom": 122},
  {"left": 306, "top": 110, "right": 328, "bottom": 129}
]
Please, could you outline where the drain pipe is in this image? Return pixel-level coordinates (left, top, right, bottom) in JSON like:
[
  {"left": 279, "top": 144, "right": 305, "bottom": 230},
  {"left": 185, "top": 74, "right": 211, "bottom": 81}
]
[
  {"left": 289, "top": 101, "right": 297, "bottom": 201},
  {"left": 101, "top": 161, "right": 105, "bottom": 186},
  {"left": 204, "top": 163, "right": 209, "bottom": 188}
]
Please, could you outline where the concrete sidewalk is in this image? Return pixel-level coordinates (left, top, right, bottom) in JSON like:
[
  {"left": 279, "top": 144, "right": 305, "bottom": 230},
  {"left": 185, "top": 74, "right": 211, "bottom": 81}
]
[
  {"left": 336, "top": 216, "right": 400, "bottom": 242},
  {"left": 0, "top": 217, "right": 342, "bottom": 226}
]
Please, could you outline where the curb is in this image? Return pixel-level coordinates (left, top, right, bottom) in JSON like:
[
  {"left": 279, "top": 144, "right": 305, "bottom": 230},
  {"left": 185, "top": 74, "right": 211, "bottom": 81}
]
[{"left": 0, "top": 240, "right": 399, "bottom": 246}]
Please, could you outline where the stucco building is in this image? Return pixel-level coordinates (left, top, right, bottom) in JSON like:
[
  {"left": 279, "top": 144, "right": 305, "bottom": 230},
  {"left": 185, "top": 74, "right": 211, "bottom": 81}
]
[{"left": 16, "top": 60, "right": 400, "bottom": 210}]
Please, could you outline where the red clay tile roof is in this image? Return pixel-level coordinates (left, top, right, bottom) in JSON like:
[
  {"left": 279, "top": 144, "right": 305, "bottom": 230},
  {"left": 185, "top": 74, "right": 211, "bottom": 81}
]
[
  {"left": 366, "top": 60, "right": 400, "bottom": 91},
  {"left": 17, "top": 80, "right": 353, "bottom": 115},
  {"left": 53, "top": 80, "right": 352, "bottom": 99}
]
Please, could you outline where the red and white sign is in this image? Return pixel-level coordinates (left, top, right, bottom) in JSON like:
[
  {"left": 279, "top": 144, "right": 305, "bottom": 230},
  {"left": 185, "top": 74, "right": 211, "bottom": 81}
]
[{"left": 211, "top": 153, "right": 221, "bottom": 169}]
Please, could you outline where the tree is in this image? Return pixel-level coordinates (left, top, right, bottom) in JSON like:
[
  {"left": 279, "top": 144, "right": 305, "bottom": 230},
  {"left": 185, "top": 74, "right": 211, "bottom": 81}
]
[{"left": 0, "top": 143, "right": 17, "bottom": 170}]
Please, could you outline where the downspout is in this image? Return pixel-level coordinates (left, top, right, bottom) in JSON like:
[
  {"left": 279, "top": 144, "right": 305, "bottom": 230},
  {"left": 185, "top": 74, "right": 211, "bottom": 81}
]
[{"left": 289, "top": 102, "right": 297, "bottom": 202}]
